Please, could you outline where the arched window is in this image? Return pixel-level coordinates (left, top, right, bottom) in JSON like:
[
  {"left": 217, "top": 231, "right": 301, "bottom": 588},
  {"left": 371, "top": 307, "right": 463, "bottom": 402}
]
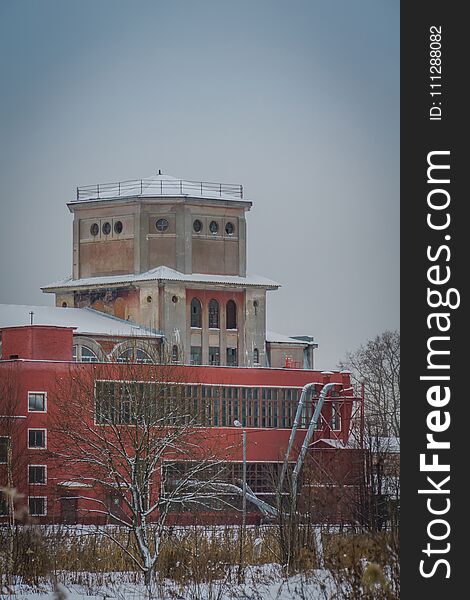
[
  {"left": 171, "top": 345, "right": 179, "bottom": 363},
  {"left": 72, "top": 345, "right": 99, "bottom": 363},
  {"left": 191, "top": 298, "right": 202, "bottom": 328},
  {"left": 117, "top": 348, "right": 153, "bottom": 364},
  {"left": 226, "top": 300, "right": 237, "bottom": 329},
  {"left": 208, "top": 299, "right": 220, "bottom": 329},
  {"left": 253, "top": 348, "right": 259, "bottom": 364}
]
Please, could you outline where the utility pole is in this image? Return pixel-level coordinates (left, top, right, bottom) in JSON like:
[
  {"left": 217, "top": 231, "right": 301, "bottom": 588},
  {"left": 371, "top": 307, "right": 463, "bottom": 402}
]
[{"left": 235, "top": 421, "right": 247, "bottom": 581}]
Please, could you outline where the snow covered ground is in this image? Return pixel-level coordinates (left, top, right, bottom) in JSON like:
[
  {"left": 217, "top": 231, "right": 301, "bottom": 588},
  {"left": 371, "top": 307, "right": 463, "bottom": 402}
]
[{"left": 3, "top": 564, "right": 337, "bottom": 600}]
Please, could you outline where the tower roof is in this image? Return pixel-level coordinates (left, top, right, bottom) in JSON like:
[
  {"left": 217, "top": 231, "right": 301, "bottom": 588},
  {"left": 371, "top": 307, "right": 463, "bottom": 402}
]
[{"left": 74, "top": 172, "right": 248, "bottom": 204}]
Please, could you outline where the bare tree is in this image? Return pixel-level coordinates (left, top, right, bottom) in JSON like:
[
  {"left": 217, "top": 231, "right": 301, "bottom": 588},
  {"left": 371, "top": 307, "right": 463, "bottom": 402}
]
[
  {"left": 51, "top": 358, "right": 234, "bottom": 587},
  {"left": 339, "top": 330, "right": 400, "bottom": 438},
  {"left": 0, "top": 363, "right": 28, "bottom": 587}
]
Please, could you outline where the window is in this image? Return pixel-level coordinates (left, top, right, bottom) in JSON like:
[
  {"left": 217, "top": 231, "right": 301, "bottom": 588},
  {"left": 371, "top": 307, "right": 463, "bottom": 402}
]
[
  {"left": 28, "top": 392, "right": 46, "bottom": 412},
  {"left": 171, "top": 345, "right": 179, "bottom": 363},
  {"left": 190, "top": 346, "right": 202, "bottom": 365},
  {"left": 330, "top": 401, "right": 342, "bottom": 431},
  {"left": 253, "top": 348, "right": 260, "bottom": 364},
  {"left": 28, "top": 429, "right": 46, "bottom": 449},
  {"left": 193, "top": 219, "right": 203, "bottom": 233},
  {"left": 209, "top": 220, "right": 218, "bottom": 234},
  {"left": 227, "top": 347, "right": 238, "bottom": 366},
  {"left": 90, "top": 223, "right": 99, "bottom": 236},
  {"left": 0, "top": 491, "right": 8, "bottom": 516},
  {"left": 28, "top": 465, "right": 46, "bottom": 485},
  {"left": 208, "top": 299, "right": 220, "bottom": 328},
  {"left": 117, "top": 348, "right": 153, "bottom": 364},
  {"left": 102, "top": 222, "right": 111, "bottom": 235},
  {"left": 28, "top": 497, "right": 46, "bottom": 516},
  {"left": 0, "top": 437, "right": 10, "bottom": 464},
  {"left": 226, "top": 300, "right": 237, "bottom": 329},
  {"left": 73, "top": 345, "right": 99, "bottom": 363},
  {"left": 209, "top": 347, "right": 220, "bottom": 366},
  {"left": 190, "top": 298, "right": 202, "bottom": 328},
  {"left": 253, "top": 300, "right": 259, "bottom": 316},
  {"left": 156, "top": 218, "right": 169, "bottom": 232},
  {"left": 225, "top": 222, "right": 235, "bottom": 235}
]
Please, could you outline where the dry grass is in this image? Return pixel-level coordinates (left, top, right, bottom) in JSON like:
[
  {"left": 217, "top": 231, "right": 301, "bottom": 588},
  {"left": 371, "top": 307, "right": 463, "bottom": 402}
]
[{"left": 0, "top": 523, "right": 399, "bottom": 598}]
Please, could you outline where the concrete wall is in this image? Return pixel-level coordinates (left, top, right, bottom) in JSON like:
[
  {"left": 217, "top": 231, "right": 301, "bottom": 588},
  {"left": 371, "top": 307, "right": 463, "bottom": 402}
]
[{"left": 70, "top": 197, "right": 250, "bottom": 279}]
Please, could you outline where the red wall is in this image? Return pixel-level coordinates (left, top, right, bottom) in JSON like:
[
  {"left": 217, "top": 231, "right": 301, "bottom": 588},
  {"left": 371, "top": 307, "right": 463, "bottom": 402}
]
[
  {"left": 0, "top": 356, "right": 358, "bottom": 525},
  {"left": 1, "top": 326, "right": 74, "bottom": 361}
]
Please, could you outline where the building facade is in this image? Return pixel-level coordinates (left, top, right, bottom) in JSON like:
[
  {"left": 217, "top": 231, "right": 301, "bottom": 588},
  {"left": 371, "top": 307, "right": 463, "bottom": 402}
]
[
  {"left": 42, "top": 173, "right": 315, "bottom": 369},
  {"left": 1, "top": 172, "right": 363, "bottom": 525}
]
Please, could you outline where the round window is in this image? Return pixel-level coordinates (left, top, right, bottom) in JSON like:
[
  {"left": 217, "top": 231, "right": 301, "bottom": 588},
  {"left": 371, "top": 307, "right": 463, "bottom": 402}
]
[
  {"left": 114, "top": 220, "right": 123, "bottom": 234},
  {"left": 209, "top": 220, "right": 219, "bottom": 234},
  {"left": 90, "top": 223, "right": 99, "bottom": 236},
  {"left": 102, "top": 222, "right": 111, "bottom": 235},
  {"left": 156, "top": 218, "right": 169, "bottom": 232},
  {"left": 225, "top": 222, "right": 234, "bottom": 235},
  {"left": 193, "top": 219, "right": 203, "bottom": 233}
]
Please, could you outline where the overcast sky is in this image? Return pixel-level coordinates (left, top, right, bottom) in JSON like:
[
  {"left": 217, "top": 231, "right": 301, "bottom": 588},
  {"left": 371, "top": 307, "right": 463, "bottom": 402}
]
[{"left": 0, "top": 0, "right": 399, "bottom": 369}]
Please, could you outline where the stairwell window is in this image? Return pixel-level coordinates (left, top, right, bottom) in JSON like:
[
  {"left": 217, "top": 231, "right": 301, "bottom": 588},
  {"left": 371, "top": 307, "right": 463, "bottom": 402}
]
[
  {"left": 253, "top": 348, "right": 260, "bottom": 365},
  {"left": 171, "top": 345, "right": 179, "bottom": 363}
]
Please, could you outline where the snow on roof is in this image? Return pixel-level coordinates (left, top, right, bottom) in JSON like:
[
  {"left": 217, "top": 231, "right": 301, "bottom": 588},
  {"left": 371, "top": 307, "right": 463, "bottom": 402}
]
[
  {"left": 74, "top": 173, "right": 249, "bottom": 204},
  {"left": 312, "top": 438, "right": 353, "bottom": 450},
  {"left": 0, "top": 304, "right": 163, "bottom": 338},
  {"left": 266, "top": 330, "right": 312, "bottom": 345},
  {"left": 42, "top": 266, "right": 280, "bottom": 292}
]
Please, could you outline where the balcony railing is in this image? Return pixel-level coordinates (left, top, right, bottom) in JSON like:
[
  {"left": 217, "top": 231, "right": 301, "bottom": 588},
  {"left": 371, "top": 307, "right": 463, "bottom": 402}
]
[{"left": 75, "top": 178, "right": 244, "bottom": 202}]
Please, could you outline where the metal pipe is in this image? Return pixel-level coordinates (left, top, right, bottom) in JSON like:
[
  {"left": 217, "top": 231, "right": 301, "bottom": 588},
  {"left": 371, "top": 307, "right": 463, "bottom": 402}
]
[
  {"left": 279, "top": 382, "right": 322, "bottom": 492},
  {"left": 291, "top": 382, "right": 340, "bottom": 498}
]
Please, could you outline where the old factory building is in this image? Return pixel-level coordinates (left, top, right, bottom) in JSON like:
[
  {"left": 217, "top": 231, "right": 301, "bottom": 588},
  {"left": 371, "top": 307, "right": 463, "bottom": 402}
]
[{"left": 0, "top": 172, "right": 363, "bottom": 525}]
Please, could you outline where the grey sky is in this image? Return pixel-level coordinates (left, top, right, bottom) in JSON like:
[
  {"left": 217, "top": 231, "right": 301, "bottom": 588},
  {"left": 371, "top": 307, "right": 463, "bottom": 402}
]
[{"left": 0, "top": 0, "right": 399, "bottom": 369}]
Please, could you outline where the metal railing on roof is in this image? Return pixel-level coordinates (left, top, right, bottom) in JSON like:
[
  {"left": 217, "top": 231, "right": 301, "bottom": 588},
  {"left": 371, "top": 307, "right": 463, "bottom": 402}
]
[{"left": 75, "top": 178, "right": 244, "bottom": 202}]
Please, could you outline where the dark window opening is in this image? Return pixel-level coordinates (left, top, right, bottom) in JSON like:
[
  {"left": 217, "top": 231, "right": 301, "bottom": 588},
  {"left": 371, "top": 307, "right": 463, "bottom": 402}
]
[
  {"left": 193, "top": 219, "right": 203, "bottom": 233},
  {"left": 29, "top": 465, "right": 46, "bottom": 484},
  {"left": 114, "top": 220, "right": 123, "bottom": 234},
  {"left": 208, "top": 299, "right": 220, "bottom": 328},
  {"left": 226, "top": 300, "right": 237, "bottom": 329},
  {"left": 253, "top": 348, "right": 259, "bottom": 364},
  {"left": 190, "top": 346, "right": 202, "bottom": 365},
  {"left": 227, "top": 347, "right": 238, "bottom": 366},
  {"left": 0, "top": 437, "right": 9, "bottom": 463},
  {"left": 225, "top": 222, "right": 234, "bottom": 235},
  {"left": 28, "top": 430, "right": 46, "bottom": 449},
  {"left": 90, "top": 223, "right": 99, "bottom": 236},
  {"left": 171, "top": 345, "right": 179, "bottom": 363},
  {"left": 28, "top": 497, "right": 46, "bottom": 516},
  {"left": 102, "top": 222, "right": 111, "bottom": 235},
  {"left": 209, "top": 220, "right": 218, "bottom": 234},
  {"left": 191, "top": 298, "right": 202, "bottom": 328},
  {"left": 209, "top": 347, "right": 220, "bottom": 366}
]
